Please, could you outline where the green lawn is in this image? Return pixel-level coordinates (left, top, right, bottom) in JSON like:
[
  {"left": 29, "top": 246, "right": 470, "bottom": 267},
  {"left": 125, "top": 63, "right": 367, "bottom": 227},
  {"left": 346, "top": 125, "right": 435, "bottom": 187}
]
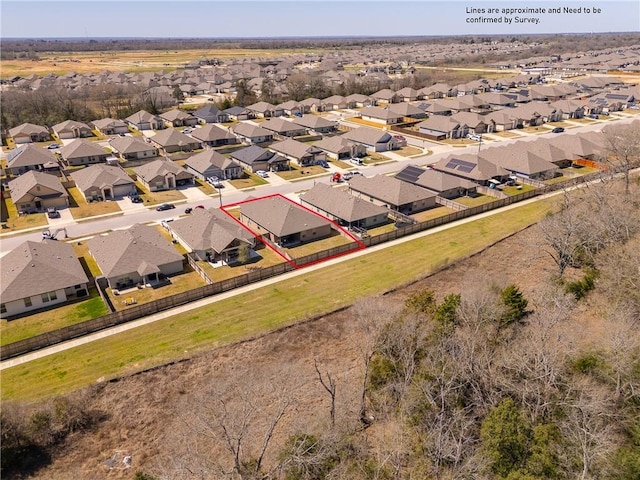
[
  {"left": 502, "top": 184, "right": 536, "bottom": 196},
  {"left": 228, "top": 173, "right": 268, "bottom": 189},
  {"left": 1, "top": 198, "right": 557, "bottom": 401},
  {"left": 455, "top": 194, "right": 496, "bottom": 207},
  {"left": 0, "top": 291, "right": 108, "bottom": 346}
]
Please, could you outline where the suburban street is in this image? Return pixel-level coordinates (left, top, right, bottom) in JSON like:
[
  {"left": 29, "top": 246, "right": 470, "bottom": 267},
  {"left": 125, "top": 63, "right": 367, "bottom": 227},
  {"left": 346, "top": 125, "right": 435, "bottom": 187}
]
[{"left": 0, "top": 113, "right": 637, "bottom": 257}]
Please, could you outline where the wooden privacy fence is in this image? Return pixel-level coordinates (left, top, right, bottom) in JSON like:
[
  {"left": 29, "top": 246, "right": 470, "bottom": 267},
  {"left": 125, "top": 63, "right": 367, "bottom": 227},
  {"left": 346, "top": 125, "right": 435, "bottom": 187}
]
[{"left": 0, "top": 170, "right": 607, "bottom": 361}]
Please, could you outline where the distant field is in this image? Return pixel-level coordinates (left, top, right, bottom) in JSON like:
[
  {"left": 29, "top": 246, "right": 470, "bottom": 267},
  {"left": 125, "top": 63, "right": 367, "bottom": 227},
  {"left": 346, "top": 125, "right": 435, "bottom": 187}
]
[{"left": 1, "top": 47, "right": 327, "bottom": 77}]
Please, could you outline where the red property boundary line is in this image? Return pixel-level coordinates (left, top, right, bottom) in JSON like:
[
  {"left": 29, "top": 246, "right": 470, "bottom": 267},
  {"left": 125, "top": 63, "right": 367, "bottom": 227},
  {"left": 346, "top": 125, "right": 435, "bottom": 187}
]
[{"left": 220, "top": 193, "right": 366, "bottom": 269}]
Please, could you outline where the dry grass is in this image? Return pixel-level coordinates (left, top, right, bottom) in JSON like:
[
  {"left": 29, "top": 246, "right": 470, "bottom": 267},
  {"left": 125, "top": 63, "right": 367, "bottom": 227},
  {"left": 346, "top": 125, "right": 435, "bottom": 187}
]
[
  {"left": 135, "top": 182, "right": 186, "bottom": 206},
  {"left": 455, "top": 194, "right": 496, "bottom": 207},
  {"left": 198, "top": 247, "right": 287, "bottom": 282},
  {"left": 502, "top": 184, "right": 536, "bottom": 196},
  {"left": 67, "top": 187, "right": 121, "bottom": 219},
  {"left": 275, "top": 165, "right": 327, "bottom": 181},
  {"left": 228, "top": 173, "right": 268, "bottom": 189},
  {"left": 411, "top": 206, "right": 457, "bottom": 222},
  {"left": 346, "top": 118, "right": 387, "bottom": 128},
  {"left": 0, "top": 197, "right": 48, "bottom": 232},
  {"left": 489, "top": 130, "right": 522, "bottom": 138},
  {"left": 393, "top": 146, "right": 423, "bottom": 157},
  {"left": 283, "top": 230, "right": 353, "bottom": 258},
  {"left": 71, "top": 241, "right": 102, "bottom": 278},
  {"left": 363, "top": 152, "right": 391, "bottom": 164}
]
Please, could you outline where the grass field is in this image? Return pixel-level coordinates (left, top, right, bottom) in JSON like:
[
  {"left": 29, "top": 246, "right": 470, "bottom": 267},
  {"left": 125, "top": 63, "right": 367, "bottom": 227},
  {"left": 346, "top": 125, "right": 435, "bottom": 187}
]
[{"left": 1, "top": 197, "right": 557, "bottom": 401}]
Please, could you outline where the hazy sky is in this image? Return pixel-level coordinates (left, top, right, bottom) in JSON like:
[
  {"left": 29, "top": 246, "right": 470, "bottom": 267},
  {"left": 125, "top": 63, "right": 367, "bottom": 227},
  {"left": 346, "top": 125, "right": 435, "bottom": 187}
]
[{"left": 1, "top": 1, "right": 638, "bottom": 38}]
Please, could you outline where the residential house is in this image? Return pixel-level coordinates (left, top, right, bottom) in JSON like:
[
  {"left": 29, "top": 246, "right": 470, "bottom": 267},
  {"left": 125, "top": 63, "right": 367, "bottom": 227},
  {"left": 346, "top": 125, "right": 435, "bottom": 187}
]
[
  {"left": 230, "top": 122, "right": 274, "bottom": 144},
  {"left": 300, "top": 182, "right": 389, "bottom": 229},
  {"left": 230, "top": 145, "right": 288, "bottom": 172},
  {"left": 299, "top": 97, "right": 323, "bottom": 113},
  {"left": 485, "top": 110, "right": 520, "bottom": 131},
  {"left": 321, "top": 95, "right": 348, "bottom": 110},
  {"left": 184, "top": 150, "right": 243, "bottom": 180},
  {"left": 416, "top": 116, "right": 469, "bottom": 140},
  {"left": 59, "top": 139, "right": 111, "bottom": 166},
  {"left": 433, "top": 154, "right": 510, "bottom": 186},
  {"left": 52, "top": 120, "right": 93, "bottom": 139},
  {"left": 169, "top": 207, "right": 256, "bottom": 263},
  {"left": 313, "top": 136, "right": 366, "bottom": 160},
  {"left": 134, "top": 159, "right": 194, "bottom": 191},
  {"left": 108, "top": 136, "right": 159, "bottom": 161},
  {"left": 92, "top": 118, "right": 129, "bottom": 136},
  {"left": 550, "top": 99, "right": 586, "bottom": 119},
  {"left": 348, "top": 174, "right": 438, "bottom": 214},
  {"left": 1, "top": 240, "right": 90, "bottom": 318},
  {"left": 395, "top": 87, "right": 422, "bottom": 102},
  {"left": 261, "top": 117, "right": 308, "bottom": 139},
  {"left": 268, "top": 138, "right": 326, "bottom": 166},
  {"left": 371, "top": 89, "right": 399, "bottom": 104},
  {"left": 193, "top": 104, "right": 229, "bottom": 124},
  {"left": 344, "top": 93, "right": 374, "bottom": 108},
  {"left": 451, "top": 112, "right": 495, "bottom": 134},
  {"left": 342, "top": 127, "right": 397, "bottom": 152},
  {"left": 246, "top": 101, "right": 283, "bottom": 118},
  {"left": 8, "top": 170, "right": 69, "bottom": 213},
  {"left": 159, "top": 109, "right": 198, "bottom": 128},
  {"left": 9, "top": 123, "right": 51, "bottom": 144},
  {"left": 481, "top": 145, "right": 559, "bottom": 180},
  {"left": 223, "top": 106, "right": 254, "bottom": 121},
  {"left": 395, "top": 165, "right": 476, "bottom": 199},
  {"left": 388, "top": 103, "right": 427, "bottom": 120},
  {"left": 240, "top": 195, "right": 333, "bottom": 247},
  {"left": 290, "top": 115, "right": 337, "bottom": 134},
  {"left": 87, "top": 224, "right": 184, "bottom": 290},
  {"left": 359, "top": 106, "right": 404, "bottom": 125},
  {"left": 71, "top": 164, "right": 136, "bottom": 201},
  {"left": 125, "top": 110, "right": 165, "bottom": 131},
  {"left": 277, "top": 100, "right": 302, "bottom": 116},
  {"left": 149, "top": 129, "right": 202, "bottom": 154},
  {"left": 190, "top": 124, "right": 239, "bottom": 147},
  {"left": 5, "top": 144, "right": 58, "bottom": 175}
]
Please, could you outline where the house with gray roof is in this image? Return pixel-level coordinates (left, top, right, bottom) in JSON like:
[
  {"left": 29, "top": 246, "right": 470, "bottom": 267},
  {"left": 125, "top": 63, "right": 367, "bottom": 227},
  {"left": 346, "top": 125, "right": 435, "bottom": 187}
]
[
  {"left": 193, "top": 104, "right": 229, "bottom": 124},
  {"left": 268, "top": 138, "right": 326, "bottom": 167},
  {"left": 230, "top": 122, "right": 274, "bottom": 144},
  {"left": 108, "top": 136, "right": 159, "bottom": 161},
  {"left": 395, "top": 165, "right": 477, "bottom": 199},
  {"left": 348, "top": 174, "right": 437, "bottom": 214},
  {"left": 184, "top": 150, "right": 243, "bottom": 180},
  {"left": 371, "top": 88, "right": 399, "bottom": 104},
  {"left": 223, "top": 106, "right": 254, "bottom": 121},
  {"left": 5, "top": 144, "right": 58, "bottom": 175},
  {"left": 342, "top": 127, "right": 397, "bottom": 152},
  {"left": 481, "top": 144, "right": 559, "bottom": 180},
  {"left": 91, "top": 118, "right": 129, "bottom": 136},
  {"left": 230, "top": 145, "right": 288, "bottom": 173},
  {"left": 240, "top": 195, "right": 333, "bottom": 247},
  {"left": 290, "top": 115, "right": 337, "bottom": 134},
  {"left": 433, "top": 154, "right": 510, "bottom": 185},
  {"left": 416, "top": 116, "right": 469, "bottom": 140},
  {"left": 159, "top": 109, "right": 198, "bottom": 128},
  {"left": 260, "top": 117, "right": 308, "bottom": 139},
  {"left": 313, "top": 136, "right": 366, "bottom": 160},
  {"left": 190, "top": 124, "right": 239, "bottom": 147},
  {"left": 246, "top": 101, "right": 283, "bottom": 118},
  {"left": 300, "top": 182, "right": 389, "bottom": 229},
  {"left": 52, "top": 120, "right": 93, "bottom": 139},
  {"left": 71, "top": 164, "right": 136, "bottom": 201},
  {"left": 125, "top": 110, "right": 165, "bottom": 131},
  {"left": 8, "top": 170, "right": 69, "bottom": 214},
  {"left": 359, "top": 106, "right": 404, "bottom": 125},
  {"left": 87, "top": 223, "right": 184, "bottom": 290},
  {"left": 277, "top": 100, "right": 303, "bottom": 117},
  {"left": 388, "top": 102, "right": 427, "bottom": 119},
  {"left": 149, "top": 129, "right": 202, "bottom": 154},
  {"left": 344, "top": 93, "right": 374, "bottom": 108},
  {"left": 8, "top": 123, "right": 51, "bottom": 144},
  {"left": 1, "top": 240, "right": 90, "bottom": 318},
  {"left": 169, "top": 207, "right": 256, "bottom": 263},
  {"left": 134, "top": 159, "right": 194, "bottom": 191},
  {"left": 59, "top": 139, "right": 111, "bottom": 166}
]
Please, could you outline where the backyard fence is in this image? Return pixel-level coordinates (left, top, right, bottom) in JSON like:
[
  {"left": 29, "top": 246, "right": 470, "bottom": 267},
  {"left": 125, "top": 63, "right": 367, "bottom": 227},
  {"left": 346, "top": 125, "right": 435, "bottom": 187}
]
[{"left": 0, "top": 170, "right": 608, "bottom": 361}]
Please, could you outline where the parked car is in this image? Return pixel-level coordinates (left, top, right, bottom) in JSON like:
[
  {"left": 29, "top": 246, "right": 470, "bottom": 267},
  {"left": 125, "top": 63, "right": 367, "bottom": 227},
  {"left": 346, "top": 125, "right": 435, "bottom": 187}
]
[
  {"left": 589, "top": 114, "right": 599, "bottom": 119},
  {"left": 130, "top": 196, "right": 143, "bottom": 203},
  {"left": 46, "top": 207, "right": 60, "bottom": 218},
  {"left": 185, "top": 207, "right": 193, "bottom": 214},
  {"left": 350, "top": 158, "right": 363, "bottom": 165},
  {"left": 182, "top": 128, "right": 193, "bottom": 134},
  {"left": 467, "top": 133, "right": 482, "bottom": 141},
  {"left": 256, "top": 170, "right": 269, "bottom": 178},
  {"left": 318, "top": 160, "right": 329, "bottom": 168},
  {"left": 47, "top": 143, "right": 60, "bottom": 150},
  {"left": 156, "top": 203, "right": 175, "bottom": 211},
  {"left": 552, "top": 127, "right": 565, "bottom": 133}
]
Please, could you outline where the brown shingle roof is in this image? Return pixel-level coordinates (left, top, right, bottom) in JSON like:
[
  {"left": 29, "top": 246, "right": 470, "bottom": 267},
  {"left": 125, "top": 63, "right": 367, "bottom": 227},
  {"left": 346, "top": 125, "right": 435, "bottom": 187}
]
[{"left": 241, "top": 196, "right": 332, "bottom": 237}]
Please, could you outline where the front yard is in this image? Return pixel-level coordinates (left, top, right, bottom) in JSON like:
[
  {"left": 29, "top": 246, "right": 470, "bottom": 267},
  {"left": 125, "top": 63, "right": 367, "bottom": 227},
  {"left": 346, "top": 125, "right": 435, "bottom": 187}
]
[
  {"left": 68, "top": 186, "right": 122, "bottom": 219},
  {"left": 0, "top": 197, "right": 48, "bottom": 232},
  {"left": 275, "top": 164, "right": 328, "bottom": 181},
  {"left": 392, "top": 146, "right": 423, "bottom": 157},
  {"left": 135, "top": 181, "right": 187, "bottom": 206},
  {"left": 228, "top": 172, "right": 269, "bottom": 189}
]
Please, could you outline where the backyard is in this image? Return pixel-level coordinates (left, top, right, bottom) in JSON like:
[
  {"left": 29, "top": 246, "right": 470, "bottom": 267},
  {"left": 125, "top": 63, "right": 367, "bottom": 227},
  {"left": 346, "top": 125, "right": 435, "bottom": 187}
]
[{"left": 197, "top": 246, "right": 287, "bottom": 282}]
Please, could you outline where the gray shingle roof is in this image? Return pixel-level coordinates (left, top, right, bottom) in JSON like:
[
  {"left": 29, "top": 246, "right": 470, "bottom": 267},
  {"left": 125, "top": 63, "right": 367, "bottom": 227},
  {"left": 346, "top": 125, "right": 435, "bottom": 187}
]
[
  {"left": 150, "top": 129, "right": 201, "bottom": 148},
  {"left": 342, "top": 127, "right": 392, "bottom": 146},
  {"left": 108, "top": 136, "right": 157, "bottom": 155},
  {"left": 87, "top": 224, "right": 183, "bottom": 278},
  {"left": 1, "top": 240, "right": 89, "bottom": 303},
  {"left": 190, "top": 124, "right": 237, "bottom": 142},
  {"left": 8, "top": 170, "right": 68, "bottom": 204},
  {"left": 133, "top": 159, "right": 193, "bottom": 182},
  {"left": 241, "top": 196, "right": 332, "bottom": 237},
  {"left": 71, "top": 164, "right": 135, "bottom": 192},
  {"left": 6, "top": 144, "right": 56, "bottom": 169},
  {"left": 59, "top": 139, "right": 109, "bottom": 160},
  {"left": 301, "top": 183, "right": 388, "bottom": 222},
  {"left": 184, "top": 150, "right": 239, "bottom": 173},
  {"left": 349, "top": 174, "right": 437, "bottom": 206}
]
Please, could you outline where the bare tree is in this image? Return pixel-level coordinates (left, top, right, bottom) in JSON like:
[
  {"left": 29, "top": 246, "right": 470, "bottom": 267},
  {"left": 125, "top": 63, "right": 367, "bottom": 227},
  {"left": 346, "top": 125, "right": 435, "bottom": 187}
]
[
  {"left": 314, "top": 359, "right": 337, "bottom": 429},
  {"left": 603, "top": 122, "right": 640, "bottom": 195}
]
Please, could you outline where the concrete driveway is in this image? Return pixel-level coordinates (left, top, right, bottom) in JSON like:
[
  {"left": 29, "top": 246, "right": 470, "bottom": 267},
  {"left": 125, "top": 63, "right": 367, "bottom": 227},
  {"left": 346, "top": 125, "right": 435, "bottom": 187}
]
[{"left": 180, "top": 185, "right": 211, "bottom": 202}]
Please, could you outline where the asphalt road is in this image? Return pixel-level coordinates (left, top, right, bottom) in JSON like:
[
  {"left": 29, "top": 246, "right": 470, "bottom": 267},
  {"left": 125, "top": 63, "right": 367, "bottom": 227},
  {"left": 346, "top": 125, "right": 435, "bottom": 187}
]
[{"left": 0, "top": 114, "right": 637, "bottom": 255}]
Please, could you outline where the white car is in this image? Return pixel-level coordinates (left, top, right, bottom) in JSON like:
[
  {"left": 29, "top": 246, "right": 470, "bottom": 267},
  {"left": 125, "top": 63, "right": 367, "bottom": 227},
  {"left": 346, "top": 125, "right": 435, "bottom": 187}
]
[
  {"left": 256, "top": 170, "right": 269, "bottom": 178},
  {"left": 349, "top": 158, "right": 363, "bottom": 166}
]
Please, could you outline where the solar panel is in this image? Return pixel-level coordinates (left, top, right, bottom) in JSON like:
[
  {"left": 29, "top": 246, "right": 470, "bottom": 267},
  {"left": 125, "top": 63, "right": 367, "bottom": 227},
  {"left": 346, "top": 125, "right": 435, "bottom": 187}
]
[
  {"left": 395, "top": 165, "right": 424, "bottom": 183},
  {"left": 445, "top": 158, "right": 477, "bottom": 172},
  {"left": 457, "top": 164, "right": 475, "bottom": 173}
]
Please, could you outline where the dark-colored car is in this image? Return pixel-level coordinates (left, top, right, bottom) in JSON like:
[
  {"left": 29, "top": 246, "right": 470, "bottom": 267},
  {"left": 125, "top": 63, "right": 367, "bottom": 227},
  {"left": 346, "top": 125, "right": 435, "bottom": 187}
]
[
  {"left": 185, "top": 207, "right": 193, "bottom": 214},
  {"left": 46, "top": 207, "right": 60, "bottom": 218},
  {"left": 156, "top": 203, "right": 175, "bottom": 211},
  {"left": 552, "top": 127, "right": 565, "bottom": 133}
]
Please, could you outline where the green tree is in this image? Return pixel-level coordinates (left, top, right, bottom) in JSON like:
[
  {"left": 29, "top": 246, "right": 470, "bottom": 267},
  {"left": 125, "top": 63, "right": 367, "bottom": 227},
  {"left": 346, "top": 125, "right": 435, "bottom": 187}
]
[
  {"left": 434, "top": 293, "right": 461, "bottom": 330},
  {"left": 500, "top": 284, "right": 529, "bottom": 327},
  {"left": 172, "top": 85, "right": 184, "bottom": 102},
  {"left": 480, "top": 398, "right": 533, "bottom": 477}
]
